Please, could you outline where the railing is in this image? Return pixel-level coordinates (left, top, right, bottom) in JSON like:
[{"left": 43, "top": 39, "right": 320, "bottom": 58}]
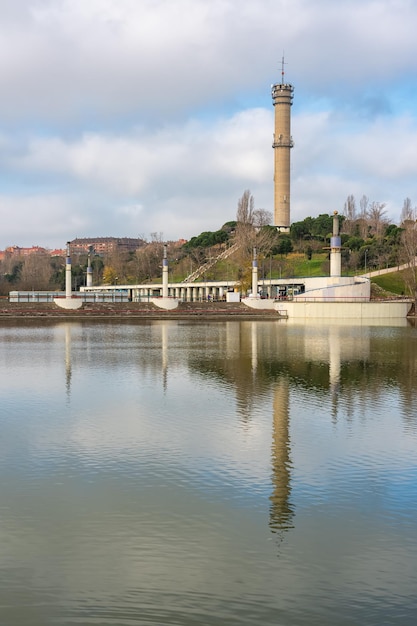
[{"left": 279, "top": 295, "right": 412, "bottom": 303}]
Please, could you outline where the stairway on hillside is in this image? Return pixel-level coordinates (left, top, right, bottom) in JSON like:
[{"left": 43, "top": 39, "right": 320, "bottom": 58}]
[{"left": 181, "top": 242, "right": 240, "bottom": 283}]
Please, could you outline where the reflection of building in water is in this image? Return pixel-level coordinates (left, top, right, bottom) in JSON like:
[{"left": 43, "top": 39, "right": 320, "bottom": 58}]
[
  {"left": 270, "top": 377, "right": 294, "bottom": 534},
  {"left": 297, "top": 322, "right": 370, "bottom": 421},
  {"left": 226, "top": 321, "right": 267, "bottom": 423}
]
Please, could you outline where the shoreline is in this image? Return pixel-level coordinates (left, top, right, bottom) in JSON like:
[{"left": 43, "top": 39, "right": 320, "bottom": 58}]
[
  {"left": 1, "top": 301, "right": 415, "bottom": 320},
  {"left": 0, "top": 301, "right": 280, "bottom": 320}
]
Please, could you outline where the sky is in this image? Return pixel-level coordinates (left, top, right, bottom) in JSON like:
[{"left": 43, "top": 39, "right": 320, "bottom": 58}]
[{"left": 1, "top": 0, "right": 417, "bottom": 249}]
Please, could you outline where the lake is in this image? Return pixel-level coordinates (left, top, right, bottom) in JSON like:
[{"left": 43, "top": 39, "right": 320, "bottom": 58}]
[{"left": 0, "top": 318, "right": 416, "bottom": 625}]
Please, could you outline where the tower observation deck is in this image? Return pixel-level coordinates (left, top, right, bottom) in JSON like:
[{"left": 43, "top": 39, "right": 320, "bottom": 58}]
[{"left": 272, "top": 79, "right": 294, "bottom": 231}]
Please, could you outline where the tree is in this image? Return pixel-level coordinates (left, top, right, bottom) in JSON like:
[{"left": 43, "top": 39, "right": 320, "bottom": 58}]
[
  {"left": 235, "top": 190, "right": 257, "bottom": 257},
  {"left": 401, "top": 197, "right": 414, "bottom": 224},
  {"left": 311, "top": 214, "right": 335, "bottom": 240},
  {"left": 234, "top": 191, "right": 278, "bottom": 291},
  {"left": 400, "top": 206, "right": 417, "bottom": 306},
  {"left": 358, "top": 195, "right": 369, "bottom": 239},
  {"left": 290, "top": 218, "right": 313, "bottom": 241},
  {"left": 19, "top": 254, "right": 53, "bottom": 290},
  {"left": 236, "top": 189, "right": 254, "bottom": 225},
  {"left": 343, "top": 194, "right": 357, "bottom": 235},
  {"left": 253, "top": 209, "right": 272, "bottom": 228},
  {"left": 273, "top": 235, "right": 293, "bottom": 256},
  {"left": 367, "top": 201, "right": 388, "bottom": 237},
  {"left": 133, "top": 241, "right": 164, "bottom": 282},
  {"left": 1, "top": 256, "right": 22, "bottom": 284},
  {"left": 183, "top": 229, "right": 229, "bottom": 251},
  {"left": 102, "top": 266, "right": 118, "bottom": 285}
]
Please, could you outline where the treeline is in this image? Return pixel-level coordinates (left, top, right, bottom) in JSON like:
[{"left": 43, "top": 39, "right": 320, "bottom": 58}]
[
  {"left": 1, "top": 192, "right": 416, "bottom": 295},
  {"left": 0, "top": 251, "right": 105, "bottom": 296},
  {"left": 0, "top": 238, "right": 184, "bottom": 295},
  {"left": 289, "top": 195, "right": 415, "bottom": 273}
]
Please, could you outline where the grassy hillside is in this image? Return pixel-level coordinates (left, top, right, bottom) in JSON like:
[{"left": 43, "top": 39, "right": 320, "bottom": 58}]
[
  {"left": 170, "top": 246, "right": 414, "bottom": 299},
  {"left": 370, "top": 271, "right": 409, "bottom": 296}
]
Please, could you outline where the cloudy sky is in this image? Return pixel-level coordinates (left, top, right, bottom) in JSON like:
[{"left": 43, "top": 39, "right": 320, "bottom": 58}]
[{"left": 1, "top": 0, "right": 417, "bottom": 249}]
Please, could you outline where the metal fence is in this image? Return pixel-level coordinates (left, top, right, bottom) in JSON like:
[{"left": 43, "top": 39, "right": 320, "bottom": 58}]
[{"left": 8, "top": 291, "right": 131, "bottom": 303}]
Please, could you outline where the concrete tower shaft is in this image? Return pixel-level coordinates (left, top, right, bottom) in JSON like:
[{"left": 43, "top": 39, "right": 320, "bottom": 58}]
[{"left": 272, "top": 82, "right": 294, "bottom": 230}]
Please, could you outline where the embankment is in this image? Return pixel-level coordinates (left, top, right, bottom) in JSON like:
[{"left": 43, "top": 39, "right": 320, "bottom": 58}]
[{"left": 0, "top": 300, "right": 279, "bottom": 319}]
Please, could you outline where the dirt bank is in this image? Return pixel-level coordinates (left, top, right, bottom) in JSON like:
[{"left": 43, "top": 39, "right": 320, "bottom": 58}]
[{"left": 0, "top": 300, "right": 280, "bottom": 320}]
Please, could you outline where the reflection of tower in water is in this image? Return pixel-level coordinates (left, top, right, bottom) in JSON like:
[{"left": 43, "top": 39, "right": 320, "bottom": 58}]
[
  {"left": 222, "top": 322, "right": 294, "bottom": 532},
  {"left": 270, "top": 376, "right": 294, "bottom": 534}
]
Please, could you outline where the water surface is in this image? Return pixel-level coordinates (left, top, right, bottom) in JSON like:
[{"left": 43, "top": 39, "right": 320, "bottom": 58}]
[{"left": 0, "top": 319, "right": 416, "bottom": 625}]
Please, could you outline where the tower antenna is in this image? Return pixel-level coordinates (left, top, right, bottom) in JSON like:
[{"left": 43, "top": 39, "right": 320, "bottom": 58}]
[{"left": 281, "top": 53, "right": 286, "bottom": 83}]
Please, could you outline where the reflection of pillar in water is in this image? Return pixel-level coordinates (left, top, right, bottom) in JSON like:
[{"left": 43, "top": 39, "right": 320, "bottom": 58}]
[
  {"left": 270, "top": 377, "right": 294, "bottom": 533},
  {"left": 225, "top": 321, "right": 241, "bottom": 359},
  {"left": 65, "top": 323, "right": 72, "bottom": 398},
  {"left": 161, "top": 322, "right": 168, "bottom": 391},
  {"left": 328, "top": 325, "right": 341, "bottom": 421},
  {"left": 251, "top": 321, "right": 258, "bottom": 374}
]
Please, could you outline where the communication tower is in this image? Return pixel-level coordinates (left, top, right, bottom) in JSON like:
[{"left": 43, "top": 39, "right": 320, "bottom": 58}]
[{"left": 272, "top": 58, "right": 294, "bottom": 231}]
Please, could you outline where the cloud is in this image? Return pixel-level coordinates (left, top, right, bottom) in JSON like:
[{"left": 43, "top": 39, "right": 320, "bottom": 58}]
[
  {"left": 2, "top": 0, "right": 417, "bottom": 247},
  {"left": 0, "top": 194, "right": 88, "bottom": 246},
  {"left": 1, "top": 108, "right": 273, "bottom": 245},
  {"left": 1, "top": 0, "right": 415, "bottom": 122}
]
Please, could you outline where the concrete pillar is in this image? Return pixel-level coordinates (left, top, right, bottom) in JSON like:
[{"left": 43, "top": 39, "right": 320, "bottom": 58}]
[
  {"left": 330, "top": 211, "right": 342, "bottom": 278},
  {"left": 86, "top": 251, "right": 93, "bottom": 287},
  {"left": 162, "top": 244, "right": 169, "bottom": 298},
  {"left": 251, "top": 247, "right": 259, "bottom": 298},
  {"left": 65, "top": 241, "right": 72, "bottom": 298}
]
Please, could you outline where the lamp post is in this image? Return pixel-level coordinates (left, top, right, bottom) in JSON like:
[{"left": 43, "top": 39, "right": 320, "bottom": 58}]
[{"left": 364, "top": 249, "right": 368, "bottom": 273}]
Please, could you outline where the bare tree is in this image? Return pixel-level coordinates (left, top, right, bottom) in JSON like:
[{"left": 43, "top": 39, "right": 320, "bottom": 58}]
[
  {"left": 104, "top": 249, "right": 130, "bottom": 283},
  {"left": 134, "top": 242, "right": 164, "bottom": 282},
  {"left": 234, "top": 191, "right": 278, "bottom": 294},
  {"left": 150, "top": 232, "right": 164, "bottom": 243},
  {"left": 235, "top": 190, "right": 256, "bottom": 261},
  {"left": 358, "top": 195, "right": 369, "bottom": 238},
  {"left": 367, "top": 201, "right": 388, "bottom": 237},
  {"left": 253, "top": 209, "right": 272, "bottom": 228},
  {"left": 343, "top": 194, "right": 356, "bottom": 235},
  {"left": 235, "top": 191, "right": 276, "bottom": 257},
  {"left": 401, "top": 197, "right": 414, "bottom": 224},
  {"left": 236, "top": 189, "right": 254, "bottom": 225},
  {"left": 18, "top": 254, "right": 53, "bottom": 290}
]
